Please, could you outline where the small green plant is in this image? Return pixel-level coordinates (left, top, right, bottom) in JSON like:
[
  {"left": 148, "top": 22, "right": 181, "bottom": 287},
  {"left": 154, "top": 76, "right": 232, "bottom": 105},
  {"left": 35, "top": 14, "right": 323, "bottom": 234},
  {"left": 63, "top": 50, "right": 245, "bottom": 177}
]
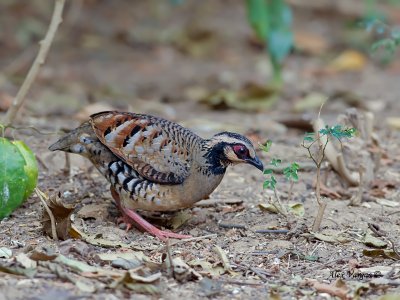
[
  {"left": 283, "top": 162, "right": 299, "bottom": 201},
  {"left": 260, "top": 140, "right": 300, "bottom": 215},
  {"left": 302, "top": 125, "right": 357, "bottom": 231},
  {"left": 363, "top": 18, "right": 400, "bottom": 64},
  {"left": 246, "top": 0, "right": 293, "bottom": 87}
]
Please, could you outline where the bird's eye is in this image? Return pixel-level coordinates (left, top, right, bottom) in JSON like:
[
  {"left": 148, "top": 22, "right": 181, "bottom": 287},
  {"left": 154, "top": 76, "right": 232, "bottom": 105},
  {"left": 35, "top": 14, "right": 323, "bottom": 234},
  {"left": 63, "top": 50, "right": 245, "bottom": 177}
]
[{"left": 233, "top": 144, "right": 249, "bottom": 157}]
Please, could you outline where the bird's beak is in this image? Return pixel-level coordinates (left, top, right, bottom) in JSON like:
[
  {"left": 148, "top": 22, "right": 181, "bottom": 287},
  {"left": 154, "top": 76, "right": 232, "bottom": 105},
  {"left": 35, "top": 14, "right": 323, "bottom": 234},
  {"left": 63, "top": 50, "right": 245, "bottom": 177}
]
[{"left": 246, "top": 156, "right": 264, "bottom": 172}]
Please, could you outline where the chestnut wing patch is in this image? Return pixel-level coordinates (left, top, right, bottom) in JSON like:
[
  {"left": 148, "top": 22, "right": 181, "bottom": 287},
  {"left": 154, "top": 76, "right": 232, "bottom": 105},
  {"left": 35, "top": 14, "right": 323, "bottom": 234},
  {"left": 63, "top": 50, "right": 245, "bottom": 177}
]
[{"left": 90, "top": 111, "right": 191, "bottom": 184}]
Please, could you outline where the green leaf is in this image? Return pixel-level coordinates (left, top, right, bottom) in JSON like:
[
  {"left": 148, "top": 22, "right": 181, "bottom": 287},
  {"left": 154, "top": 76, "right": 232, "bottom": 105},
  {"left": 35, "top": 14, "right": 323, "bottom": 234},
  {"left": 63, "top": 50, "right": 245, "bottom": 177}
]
[
  {"left": 371, "top": 38, "right": 397, "bottom": 53},
  {"left": 270, "top": 158, "right": 282, "bottom": 167},
  {"left": 263, "top": 169, "right": 273, "bottom": 174},
  {"left": 0, "top": 138, "right": 38, "bottom": 219},
  {"left": 259, "top": 139, "right": 272, "bottom": 152},
  {"left": 303, "top": 132, "right": 314, "bottom": 142},
  {"left": 246, "top": 0, "right": 269, "bottom": 41},
  {"left": 267, "top": 0, "right": 293, "bottom": 64}
]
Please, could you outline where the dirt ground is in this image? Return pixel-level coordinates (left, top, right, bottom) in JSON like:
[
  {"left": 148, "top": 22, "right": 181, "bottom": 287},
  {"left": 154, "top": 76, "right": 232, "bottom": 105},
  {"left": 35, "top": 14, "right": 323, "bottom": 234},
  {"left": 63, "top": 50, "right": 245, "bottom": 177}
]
[{"left": 1, "top": 1, "right": 400, "bottom": 299}]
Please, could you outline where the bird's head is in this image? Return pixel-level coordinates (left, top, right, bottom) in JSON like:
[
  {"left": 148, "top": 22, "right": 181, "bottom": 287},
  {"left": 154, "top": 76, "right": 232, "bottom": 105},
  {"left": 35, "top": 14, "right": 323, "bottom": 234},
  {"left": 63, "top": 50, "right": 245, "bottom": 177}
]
[{"left": 205, "top": 132, "right": 264, "bottom": 172}]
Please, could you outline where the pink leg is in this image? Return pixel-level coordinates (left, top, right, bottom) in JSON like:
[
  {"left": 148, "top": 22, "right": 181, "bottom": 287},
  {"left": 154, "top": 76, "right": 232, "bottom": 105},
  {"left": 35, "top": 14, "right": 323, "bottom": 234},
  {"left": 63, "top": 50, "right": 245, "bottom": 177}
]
[
  {"left": 110, "top": 187, "right": 191, "bottom": 240},
  {"left": 120, "top": 206, "right": 192, "bottom": 241}
]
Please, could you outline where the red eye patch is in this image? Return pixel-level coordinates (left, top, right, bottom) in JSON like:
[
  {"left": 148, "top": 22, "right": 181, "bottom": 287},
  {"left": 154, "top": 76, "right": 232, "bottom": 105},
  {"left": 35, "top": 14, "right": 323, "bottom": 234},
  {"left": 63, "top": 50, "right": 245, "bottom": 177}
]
[{"left": 233, "top": 144, "right": 249, "bottom": 157}]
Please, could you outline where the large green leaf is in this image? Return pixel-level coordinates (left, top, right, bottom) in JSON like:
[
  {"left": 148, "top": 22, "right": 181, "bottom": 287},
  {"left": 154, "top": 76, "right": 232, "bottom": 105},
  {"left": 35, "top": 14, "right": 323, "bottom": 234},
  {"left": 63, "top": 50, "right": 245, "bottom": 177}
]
[
  {"left": 246, "top": 0, "right": 269, "bottom": 41},
  {"left": 267, "top": 0, "right": 293, "bottom": 64},
  {"left": 0, "top": 138, "right": 38, "bottom": 219}
]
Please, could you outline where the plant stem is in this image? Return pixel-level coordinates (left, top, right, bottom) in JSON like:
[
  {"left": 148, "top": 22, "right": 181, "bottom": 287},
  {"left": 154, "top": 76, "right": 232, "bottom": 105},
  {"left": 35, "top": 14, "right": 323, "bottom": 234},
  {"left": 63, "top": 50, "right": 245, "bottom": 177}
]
[
  {"left": 312, "top": 165, "right": 327, "bottom": 232},
  {"left": 288, "top": 180, "right": 294, "bottom": 202},
  {"left": 1, "top": 0, "right": 65, "bottom": 128},
  {"left": 273, "top": 188, "right": 287, "bottom": 216}
]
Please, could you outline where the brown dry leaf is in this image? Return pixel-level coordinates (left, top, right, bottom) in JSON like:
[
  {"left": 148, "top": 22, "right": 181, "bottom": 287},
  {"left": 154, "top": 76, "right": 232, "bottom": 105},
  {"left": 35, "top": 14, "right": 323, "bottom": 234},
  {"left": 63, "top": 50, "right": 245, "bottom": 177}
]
[
  {"left": 294, "top": 30, "right": 330, "bottom": 55},
  {"left": 162, "top": 255, "right": 202, "bottom": 283},
  {"left": 15, "top": 253, "right": 37, "bottom": 269},
  {"left": 312, "top": 232, "right": 350, "bottom": 244},
  {"left": 0, "top": 263, "right": 37, "bottom": 278},
  {"left": 42, "top": 192, "right": 75, "bottom": 240},
  {"left": 362, "top": 249, "right": 400, "bottom": 260},
  {"left": 110, "top": 268, "right": 161, "bottom": 295},
  {"left": 213, "top": 246, "right": 236, "bottom": 275},
  {"left": 327, "top": 50, "right": 367, "bottom": 73},
  {"left": 259, "top": 203, "right": 279, "bottom": 214},
  {"left": 188, "top": 259, "right": 225, "bottom": 277},
  {"left": 76, "top": 203, "right": 109, "bottom": 221},
  {"left": 69, "top": 224, "right": 146, "bottom": 250},
  {"left": 363, "top": 232, "right": 388, "bottom": 248},
  {"left": 305, "top": 278, "right": 350, "bottom": 300}
]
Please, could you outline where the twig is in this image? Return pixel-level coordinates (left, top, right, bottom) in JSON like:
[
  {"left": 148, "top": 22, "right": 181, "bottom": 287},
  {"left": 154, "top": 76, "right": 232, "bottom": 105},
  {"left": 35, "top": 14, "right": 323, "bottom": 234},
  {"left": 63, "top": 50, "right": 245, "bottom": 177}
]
[
  {"left": 35, "top": 188, "right": 58, "bottom": 241},
  {"left": 2, "top": 0, "right": 66, "bottom": 128},
  {"left": 255, "top": 229, "right": 289, "bottom": 234},
  {"left": 165, "top": 238, "right": 174, "bottom": 277},
  {"left": 219, "top": 223, "right": 246, "bottom": 229},
  {"left": 219, "top": 280, "right": 264, "bottom": 287}
]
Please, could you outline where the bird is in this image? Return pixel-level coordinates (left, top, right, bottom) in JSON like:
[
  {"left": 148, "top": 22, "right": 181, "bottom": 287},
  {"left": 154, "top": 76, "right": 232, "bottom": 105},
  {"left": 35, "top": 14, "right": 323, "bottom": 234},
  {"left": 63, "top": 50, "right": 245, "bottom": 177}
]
[{"left": 49, "top": 111, "right": 264, "bottom": 240}]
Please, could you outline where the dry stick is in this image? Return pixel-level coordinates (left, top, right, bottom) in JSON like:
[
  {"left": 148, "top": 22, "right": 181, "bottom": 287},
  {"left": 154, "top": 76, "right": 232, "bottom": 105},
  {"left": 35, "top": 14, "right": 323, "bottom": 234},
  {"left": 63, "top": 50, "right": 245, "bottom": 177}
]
[
  {"left": 310, "top": 129, "right": 328, "bottom": 232},
  {"left": 1, "top": 0, "right": 66, "bottom": 128},
  {"left": 35, "top": 188, "right": 58, "bottom": 241}
]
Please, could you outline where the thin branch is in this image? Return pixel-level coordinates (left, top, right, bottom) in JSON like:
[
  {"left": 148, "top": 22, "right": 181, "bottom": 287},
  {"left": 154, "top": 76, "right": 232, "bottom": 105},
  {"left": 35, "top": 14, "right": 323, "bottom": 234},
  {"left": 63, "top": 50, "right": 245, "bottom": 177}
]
[{"left": 2, "top": 0, "right": 66, "bottom": 128}]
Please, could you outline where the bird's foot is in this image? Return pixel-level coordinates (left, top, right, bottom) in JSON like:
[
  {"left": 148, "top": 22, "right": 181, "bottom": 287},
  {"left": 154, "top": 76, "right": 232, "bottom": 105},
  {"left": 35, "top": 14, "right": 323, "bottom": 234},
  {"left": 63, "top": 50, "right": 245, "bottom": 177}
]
[
  {"left": 116, "top": 215, "right": 134, "bottom": 232},
  {"left": 121, "top": 206, "right": 191, "bottom": 241}
]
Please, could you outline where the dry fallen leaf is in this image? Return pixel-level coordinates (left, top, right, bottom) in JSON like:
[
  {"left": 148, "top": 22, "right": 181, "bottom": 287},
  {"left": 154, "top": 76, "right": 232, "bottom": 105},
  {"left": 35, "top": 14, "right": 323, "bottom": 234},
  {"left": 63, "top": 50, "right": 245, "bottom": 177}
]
[
  {"left": 76, "top": 203, "right": 109, "bottom": 221},
  {"left": 305, "top": 278, "right": 350, "bottom": 300},
  {"left": 162, "top": 255, "right": 202, "bottom": 283},
  {"left": 42, "top": 192, "right": 75, "bottom": 240},
  {"left": 327, "top": 50, "right": 367, "bottom": 73},
  {"left": 0, "top": 247, "right": 12, "bottom": 259},
  {"left": 363, "top": 232, "right": 388, "bottom": 248}
]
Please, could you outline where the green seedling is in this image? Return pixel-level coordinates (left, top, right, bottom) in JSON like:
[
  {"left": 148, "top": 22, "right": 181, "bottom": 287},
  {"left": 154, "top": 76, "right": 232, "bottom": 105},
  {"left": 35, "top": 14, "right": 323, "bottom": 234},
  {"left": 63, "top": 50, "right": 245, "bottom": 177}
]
[
  {"left": 260, "top": 140, "right": 300, "bottom": 215},
  {"left": 246, "top": 0, "right": 293, "bottom": 87},
  {"left": 302, "top": 124, "right": 356, "bottom": 231}
]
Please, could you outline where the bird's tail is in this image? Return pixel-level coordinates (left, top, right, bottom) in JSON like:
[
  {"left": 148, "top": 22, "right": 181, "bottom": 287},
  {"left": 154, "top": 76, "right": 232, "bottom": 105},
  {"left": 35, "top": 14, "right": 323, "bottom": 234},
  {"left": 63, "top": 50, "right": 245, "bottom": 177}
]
[{"left": 48, "top": 122, "right": 98, "bottom": 156}]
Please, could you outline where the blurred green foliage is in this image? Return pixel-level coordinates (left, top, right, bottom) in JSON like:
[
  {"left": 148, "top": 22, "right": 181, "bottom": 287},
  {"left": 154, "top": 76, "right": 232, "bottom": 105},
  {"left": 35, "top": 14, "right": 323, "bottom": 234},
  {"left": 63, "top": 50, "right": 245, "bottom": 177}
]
[{"left": 246, "top": 0, "right": 293, "bottom": 86}]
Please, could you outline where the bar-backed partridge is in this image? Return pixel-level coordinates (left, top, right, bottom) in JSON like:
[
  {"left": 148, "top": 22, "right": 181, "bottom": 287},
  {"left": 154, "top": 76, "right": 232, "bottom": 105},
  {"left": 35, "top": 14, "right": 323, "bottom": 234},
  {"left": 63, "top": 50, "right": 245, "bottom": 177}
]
[{"left": 49, "top": 111, "right": 264, "bottom": 240}]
